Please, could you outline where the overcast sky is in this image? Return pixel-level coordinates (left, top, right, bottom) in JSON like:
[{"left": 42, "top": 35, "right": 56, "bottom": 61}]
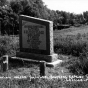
[{"left": 42, "top": 0, "right": 88, "bottom": 14}]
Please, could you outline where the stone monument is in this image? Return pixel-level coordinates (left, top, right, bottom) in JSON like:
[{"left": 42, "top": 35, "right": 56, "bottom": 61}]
[{"left": 16, "top": 15, "right": 58, "bottom": 62}]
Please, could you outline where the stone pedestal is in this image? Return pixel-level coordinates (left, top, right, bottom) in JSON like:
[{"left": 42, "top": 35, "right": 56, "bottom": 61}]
[{"left": 16, "top": 52, "right": 58, "bottom": 62}]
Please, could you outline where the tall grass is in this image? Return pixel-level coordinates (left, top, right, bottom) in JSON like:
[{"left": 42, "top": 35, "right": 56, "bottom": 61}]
[
  {"left": 0, "top": 34, "right": 88, "bottom": 87},
  {"left": 54, "top": 33, "right": 88, "bottom": 56},
  {"left": 54, "top": 32, "right": 88, "bottom": 75},
  {"left": 65, "top": 51, "right": 88, "bottom": 75},
  {"left": 0, "top": 35, "right": 19, "bottom": 57}
]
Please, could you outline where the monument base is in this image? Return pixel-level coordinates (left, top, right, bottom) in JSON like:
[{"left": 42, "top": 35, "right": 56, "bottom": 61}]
[{"left": 16, "top": 52, "right": 58, "bottom": 62}]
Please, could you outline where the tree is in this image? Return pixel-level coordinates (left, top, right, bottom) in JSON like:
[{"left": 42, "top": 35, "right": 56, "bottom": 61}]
[
  {"left": 0, "top": 0, "right": 7, "bottom": 6},
  {"left": 10, "top": 0, "right": 23, "bottom": 14},
  {"left": 83, "top": 11, "right": 88, "bottom": 24}
]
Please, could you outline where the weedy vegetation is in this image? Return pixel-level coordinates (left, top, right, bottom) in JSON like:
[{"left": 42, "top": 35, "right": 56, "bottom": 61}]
[
  {"left": 0, "top": 26, "right": 88, "bottom": 87},
  {"left": 54, "top": 25, "right": 88, "bottom": 76},
  {"left": 0, "top": 35, "right": 19, "bottom": 58}
]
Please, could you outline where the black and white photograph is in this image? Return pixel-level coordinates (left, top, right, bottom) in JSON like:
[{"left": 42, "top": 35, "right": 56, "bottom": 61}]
[{"left": 0, "top": 0, "right": 88, "bottom": 88}]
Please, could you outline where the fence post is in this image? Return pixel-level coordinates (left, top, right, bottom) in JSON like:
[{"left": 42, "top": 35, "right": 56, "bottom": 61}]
[
  {"left": 2, "top": 55, "right": 9, "bottom": 72},
  {"left": 40, "top": 61, "right": 46, "bottom": 76}
]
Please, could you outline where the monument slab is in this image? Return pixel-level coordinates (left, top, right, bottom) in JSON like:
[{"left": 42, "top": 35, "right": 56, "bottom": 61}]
[{"left": 16, "top": 15, "right": 58, "bottom": 62}]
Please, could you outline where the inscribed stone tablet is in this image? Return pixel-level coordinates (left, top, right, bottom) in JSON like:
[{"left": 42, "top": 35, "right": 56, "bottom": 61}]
[
  {"left": 22, "top": 20, "right": 46, "bottom": 50},
  {"left": 19, "top": 15, "right": 54, "bottom": 55}
]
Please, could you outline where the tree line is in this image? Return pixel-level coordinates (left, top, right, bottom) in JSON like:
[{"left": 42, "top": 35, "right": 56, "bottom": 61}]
[{"left": 0, "top": 0, "right": 88, "bottom": 35}]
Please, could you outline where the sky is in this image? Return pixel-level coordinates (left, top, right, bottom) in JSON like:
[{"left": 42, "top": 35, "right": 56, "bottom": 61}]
[{"left": 42, "top": 0, "right": 88, "bottom": 14}]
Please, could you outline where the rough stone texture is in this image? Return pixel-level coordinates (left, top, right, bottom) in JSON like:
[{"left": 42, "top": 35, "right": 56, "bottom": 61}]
[
  {"left": 49, "top": 21, "right": 54, "bottom": 55},
  {"left": 16, "top": 52, "right": 58, "bottom": 62}
]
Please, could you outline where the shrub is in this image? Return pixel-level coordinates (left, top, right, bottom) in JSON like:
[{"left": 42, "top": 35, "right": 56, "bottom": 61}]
[{"left": 0, "top": 35, "right": 19, "bottom": 57}]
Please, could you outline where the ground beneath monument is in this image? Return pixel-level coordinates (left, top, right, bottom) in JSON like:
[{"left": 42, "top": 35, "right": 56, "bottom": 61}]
[
  {"left": 0, "top": 54, "right": 71, "bottom": 77},
  {"left": 0, "top": 55, "right": 87, "bottom": 88}
]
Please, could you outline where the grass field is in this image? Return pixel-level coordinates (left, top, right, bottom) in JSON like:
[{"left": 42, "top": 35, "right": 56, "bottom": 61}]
[
  {"left": 0, "top": 61, "right": 88, "bottom": 88},
  {"left": 54, "top": 25, "right": 88, "bottom": 56},
  {"left": 0, "top": 25, "right": 88, "bottom": 87},
  {"left": 54, "top": 25, "right": 88, "bottom": 36}
]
